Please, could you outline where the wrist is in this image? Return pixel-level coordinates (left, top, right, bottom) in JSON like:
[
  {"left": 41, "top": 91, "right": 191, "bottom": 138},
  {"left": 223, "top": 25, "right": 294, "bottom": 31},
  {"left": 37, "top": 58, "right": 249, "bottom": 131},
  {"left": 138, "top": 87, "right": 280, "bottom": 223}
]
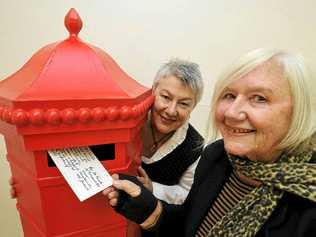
[{"left": 140, "top": 200, "right": 162, "bottom": 230}]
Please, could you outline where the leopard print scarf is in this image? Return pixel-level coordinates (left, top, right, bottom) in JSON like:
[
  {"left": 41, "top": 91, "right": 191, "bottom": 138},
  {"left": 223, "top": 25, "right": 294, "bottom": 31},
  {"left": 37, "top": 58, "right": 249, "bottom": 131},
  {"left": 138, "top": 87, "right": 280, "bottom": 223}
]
[{"left": 207, "top": 141, "right": 316, "bottom": 237}]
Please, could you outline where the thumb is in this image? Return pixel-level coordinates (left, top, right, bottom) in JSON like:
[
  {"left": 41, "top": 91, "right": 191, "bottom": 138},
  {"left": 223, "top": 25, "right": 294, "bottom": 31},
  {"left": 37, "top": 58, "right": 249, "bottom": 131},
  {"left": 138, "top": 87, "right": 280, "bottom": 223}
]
[
  {"left": 113, "top": 179, "right": 141, "bottom": 198},
  {"left": 137, "top": 166, "right": 149, "bottom": 179}
]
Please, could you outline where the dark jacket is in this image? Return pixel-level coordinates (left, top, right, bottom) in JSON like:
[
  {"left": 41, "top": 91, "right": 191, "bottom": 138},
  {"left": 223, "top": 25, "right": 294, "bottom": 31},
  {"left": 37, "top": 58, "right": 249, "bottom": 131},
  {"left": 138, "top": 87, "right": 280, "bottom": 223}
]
[{"left": 157, "top": 140, "right": 316, "bottom": 237}]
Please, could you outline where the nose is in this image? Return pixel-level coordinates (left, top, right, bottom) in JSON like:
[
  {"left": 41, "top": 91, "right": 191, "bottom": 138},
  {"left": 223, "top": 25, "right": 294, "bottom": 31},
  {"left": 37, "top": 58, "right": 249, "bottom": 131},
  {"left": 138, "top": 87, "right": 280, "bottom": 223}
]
[
  {"left": 224, "top": 97, "right": 247, "bottom": 120},
  {"left": 165, "top": 101, "right": 178, "bottom": 117}
]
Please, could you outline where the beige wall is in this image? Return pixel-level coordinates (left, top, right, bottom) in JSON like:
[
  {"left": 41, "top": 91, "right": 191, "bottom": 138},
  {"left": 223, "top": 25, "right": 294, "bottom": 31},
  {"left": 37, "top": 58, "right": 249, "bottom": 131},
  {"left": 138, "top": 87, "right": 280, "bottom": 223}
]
[{"left": 1, "top": 0, "right": 315, "bottom": 236}]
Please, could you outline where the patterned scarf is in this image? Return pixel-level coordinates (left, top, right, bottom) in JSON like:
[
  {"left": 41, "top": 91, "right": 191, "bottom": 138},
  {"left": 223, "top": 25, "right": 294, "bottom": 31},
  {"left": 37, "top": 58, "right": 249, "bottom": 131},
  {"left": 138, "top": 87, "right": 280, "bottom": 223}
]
[{"left": 207, "top": 140, "right": 316, "bottom": 237}]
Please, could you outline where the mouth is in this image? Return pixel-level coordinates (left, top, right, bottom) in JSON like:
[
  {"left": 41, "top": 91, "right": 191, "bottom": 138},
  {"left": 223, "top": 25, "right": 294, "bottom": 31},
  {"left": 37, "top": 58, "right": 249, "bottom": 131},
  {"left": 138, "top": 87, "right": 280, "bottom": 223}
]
[
  {"left": 225, "top": 126, "right": 256, "bottom": 135},
  {"left": 160, "top": 115, "right": 177, "bottom": 124}
]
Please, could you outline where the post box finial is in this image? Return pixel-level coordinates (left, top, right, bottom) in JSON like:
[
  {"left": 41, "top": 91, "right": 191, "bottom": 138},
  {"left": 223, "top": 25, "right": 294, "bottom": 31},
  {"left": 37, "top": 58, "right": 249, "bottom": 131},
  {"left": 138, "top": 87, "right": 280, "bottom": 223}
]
[{"left": 64, "top": 8, "right": 82, "bottom": 37}]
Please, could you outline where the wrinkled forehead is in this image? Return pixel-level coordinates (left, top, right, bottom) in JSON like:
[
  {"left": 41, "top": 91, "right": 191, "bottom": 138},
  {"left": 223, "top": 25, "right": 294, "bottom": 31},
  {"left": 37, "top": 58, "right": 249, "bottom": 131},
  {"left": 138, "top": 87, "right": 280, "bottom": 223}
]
[
  {"left": 227, "top": 60, "right": 287, "bottom": 89},
  {"left": 153, "top": 76, "right": 196, "bottom": 101},
  {"left": 154, "top": 76, "right": 194, "bottom": 93}
]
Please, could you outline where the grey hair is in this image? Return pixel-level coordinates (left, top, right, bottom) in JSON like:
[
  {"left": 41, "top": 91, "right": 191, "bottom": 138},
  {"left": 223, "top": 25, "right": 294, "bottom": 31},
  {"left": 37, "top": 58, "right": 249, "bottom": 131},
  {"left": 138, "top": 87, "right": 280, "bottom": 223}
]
[
  {"left": 207, "top": 48, "right": 316, "bottom": 152},
  {"left": 152, "top": 58, "right": 204, "bottom": 105}
]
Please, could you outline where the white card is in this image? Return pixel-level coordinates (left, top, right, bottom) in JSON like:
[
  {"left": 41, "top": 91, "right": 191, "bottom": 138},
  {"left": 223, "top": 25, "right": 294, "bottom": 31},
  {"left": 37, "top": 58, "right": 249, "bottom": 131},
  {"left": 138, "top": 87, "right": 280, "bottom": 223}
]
[{"left": 48, "top": 146, "right": 113, "bottom": 202}]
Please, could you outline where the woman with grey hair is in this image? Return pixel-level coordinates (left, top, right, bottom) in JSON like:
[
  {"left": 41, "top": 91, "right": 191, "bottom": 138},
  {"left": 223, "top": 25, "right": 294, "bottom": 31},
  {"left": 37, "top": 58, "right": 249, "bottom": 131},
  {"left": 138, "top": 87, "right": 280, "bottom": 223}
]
[
  {"left": 104, "top": 48, "right": 316, "bottom": 237},
  {"left": 9, "top": 58, "right": 205, "bottom": 207},
  {"left": 138, "top": 58, "right": 204, "bottom": 205}
]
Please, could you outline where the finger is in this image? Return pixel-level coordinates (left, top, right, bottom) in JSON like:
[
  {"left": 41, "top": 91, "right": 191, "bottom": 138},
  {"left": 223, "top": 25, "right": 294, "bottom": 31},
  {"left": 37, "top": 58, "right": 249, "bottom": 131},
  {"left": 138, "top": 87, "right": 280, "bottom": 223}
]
[
  {"left": 112, "top": 173, "right": 119, "bottom": 180},
  {"left": 107, "top": 191, "right": 119, "bottom": 200},
  {"left": 109, "top": 198, "right": 118, "bottom": 207},
  {"left": 102, "top": 186, "right": 115, "bottom": 196},
  {"left": 112, "top": 179, "right": 141, "bottom": 197},
  {"left": 136, "top": 176, "right": 146, "bottom": 184},
  {"left": 137, "top": 167, "right": 149, "bottom": 179}
]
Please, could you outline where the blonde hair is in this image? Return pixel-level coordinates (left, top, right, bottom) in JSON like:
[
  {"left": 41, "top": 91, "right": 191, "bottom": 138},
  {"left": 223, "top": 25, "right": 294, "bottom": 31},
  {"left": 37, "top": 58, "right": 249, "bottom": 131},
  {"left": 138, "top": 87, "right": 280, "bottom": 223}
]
[{"left": 207, "top": 48, "right": 316, "bottom": 152}]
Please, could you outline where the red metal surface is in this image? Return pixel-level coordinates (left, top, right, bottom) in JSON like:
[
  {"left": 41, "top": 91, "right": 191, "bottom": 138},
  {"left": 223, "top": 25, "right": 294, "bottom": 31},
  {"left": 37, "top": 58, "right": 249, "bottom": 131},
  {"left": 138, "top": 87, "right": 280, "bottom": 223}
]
[{"left": 0, "top": 8, "right": 152, "bottom": 237}]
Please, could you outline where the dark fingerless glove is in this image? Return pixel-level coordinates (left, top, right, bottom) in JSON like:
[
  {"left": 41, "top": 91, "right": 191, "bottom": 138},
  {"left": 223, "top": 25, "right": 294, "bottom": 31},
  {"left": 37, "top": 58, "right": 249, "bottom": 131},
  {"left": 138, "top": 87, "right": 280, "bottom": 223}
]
[{"left": 114, "top": 174, "right": 158, "bottom": 224}]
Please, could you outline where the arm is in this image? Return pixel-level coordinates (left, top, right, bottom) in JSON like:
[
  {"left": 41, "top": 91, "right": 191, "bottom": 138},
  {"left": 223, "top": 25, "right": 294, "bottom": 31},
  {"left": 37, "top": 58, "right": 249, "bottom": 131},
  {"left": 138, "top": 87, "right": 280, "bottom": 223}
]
[
  {"left": 103, "top": 174, "right": 186, "bottom": 231},
  {"left": 152, "top": 158, "right": 200, "bottom": 204}
]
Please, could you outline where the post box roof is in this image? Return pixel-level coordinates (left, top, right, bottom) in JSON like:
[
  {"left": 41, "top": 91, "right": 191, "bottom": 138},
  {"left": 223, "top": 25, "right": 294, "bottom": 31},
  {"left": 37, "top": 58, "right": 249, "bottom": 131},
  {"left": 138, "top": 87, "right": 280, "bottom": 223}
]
[
  {"left": 0, "top": 8, "right": 150, "bottom": 103},
  {"left": 0, "top": 9, "right": 153, "bottom": 129}
]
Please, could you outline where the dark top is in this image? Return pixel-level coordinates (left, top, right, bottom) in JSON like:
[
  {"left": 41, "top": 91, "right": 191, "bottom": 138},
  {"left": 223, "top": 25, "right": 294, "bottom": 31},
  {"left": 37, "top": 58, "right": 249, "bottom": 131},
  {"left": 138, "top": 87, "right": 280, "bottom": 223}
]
[
  {"left": 195, "top": 171, "right": 254, "bottom": 236},
  {"left": 156, "top": 140, "right": 316, "bottom": 237},
  {"left": 142, "top": 124, "right": 204, "bottom": 185}
]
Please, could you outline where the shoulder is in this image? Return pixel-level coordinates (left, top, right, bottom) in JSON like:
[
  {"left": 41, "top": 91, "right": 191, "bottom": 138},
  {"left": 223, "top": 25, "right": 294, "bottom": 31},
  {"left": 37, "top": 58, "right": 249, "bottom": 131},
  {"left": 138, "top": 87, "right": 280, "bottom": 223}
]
[
  {"left": 202, "top": 139, "right": 225, "bottom": 159},
  {"left": 198, "top": 139, "right": 227, "bottom": 171},
  {"left": 201, "top": 139, "right": 226, "bottom": 163},
  {"left": 186, "top": 124, "right": 204, "bottom": 144},
  {"left": 187, "top": 123, "right": 202, "bottom": 135},
  {"left": 265, "top": 193, "right": 316, "bottom": 236},
  {"left": 287, "top": 192, "right": 316, "bottom": 213},
  {"left": 194, "top": 139, "right": 228, "bottom": 180},
  {"left": 285, "top": 193, "right": 316, "bottom": 214}
]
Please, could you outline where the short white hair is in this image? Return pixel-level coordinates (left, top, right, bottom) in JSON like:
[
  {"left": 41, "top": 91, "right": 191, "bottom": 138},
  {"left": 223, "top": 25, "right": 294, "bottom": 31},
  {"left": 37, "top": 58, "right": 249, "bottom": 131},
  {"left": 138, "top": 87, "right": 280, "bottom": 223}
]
[{"left": 153, "top": 58, "right": 204, "bottom": 105}]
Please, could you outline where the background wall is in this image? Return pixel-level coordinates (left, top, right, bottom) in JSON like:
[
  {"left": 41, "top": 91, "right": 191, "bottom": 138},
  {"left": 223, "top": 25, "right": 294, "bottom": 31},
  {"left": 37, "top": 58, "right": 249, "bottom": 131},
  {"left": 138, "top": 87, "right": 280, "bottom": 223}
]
[{"left": 0, "top": 0, "right": 315, "bottom": 236}]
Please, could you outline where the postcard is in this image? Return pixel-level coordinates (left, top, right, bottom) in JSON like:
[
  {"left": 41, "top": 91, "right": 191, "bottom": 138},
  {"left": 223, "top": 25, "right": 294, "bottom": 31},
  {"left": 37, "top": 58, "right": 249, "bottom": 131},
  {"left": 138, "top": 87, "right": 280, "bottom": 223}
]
[{"left": 48, "top": 146, "right": 113, "bottom": 201}]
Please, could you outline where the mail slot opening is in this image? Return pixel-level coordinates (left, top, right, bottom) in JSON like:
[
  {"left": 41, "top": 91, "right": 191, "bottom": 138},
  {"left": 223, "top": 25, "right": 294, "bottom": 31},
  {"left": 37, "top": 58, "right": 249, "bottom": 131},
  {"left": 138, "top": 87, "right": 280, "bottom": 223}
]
[{"left": 47, "top": 144, "right": 115, "bottom": 167}]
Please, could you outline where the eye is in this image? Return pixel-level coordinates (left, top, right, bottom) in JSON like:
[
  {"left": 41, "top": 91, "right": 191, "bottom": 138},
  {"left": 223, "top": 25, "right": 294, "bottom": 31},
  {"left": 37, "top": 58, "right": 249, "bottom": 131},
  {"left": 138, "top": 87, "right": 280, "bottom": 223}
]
[
  {"left": 160, "top": 94, "right": 170, "bottom": 101},
  {"left": 251, "top": 95, "right": 267, "bottom": 103},
  {"left": 221, "top": 92, "right": 236, "bottom": 100},
  {"left": 179, "top": 101, "right": 191, "bottom": 108}
]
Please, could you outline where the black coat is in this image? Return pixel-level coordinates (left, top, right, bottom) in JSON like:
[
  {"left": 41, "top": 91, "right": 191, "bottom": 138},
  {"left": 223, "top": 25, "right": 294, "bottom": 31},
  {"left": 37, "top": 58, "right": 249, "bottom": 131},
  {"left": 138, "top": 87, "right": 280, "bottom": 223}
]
[{"left": 156, "top": 140, "right": 316, "bottom": 237}]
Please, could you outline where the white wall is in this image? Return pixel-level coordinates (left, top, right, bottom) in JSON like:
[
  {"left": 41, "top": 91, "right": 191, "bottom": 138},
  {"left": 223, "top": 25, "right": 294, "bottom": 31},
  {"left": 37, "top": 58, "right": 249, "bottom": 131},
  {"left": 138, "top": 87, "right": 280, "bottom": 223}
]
[{"left": 1, "top": 0, "right": 316, "bottom": 236}]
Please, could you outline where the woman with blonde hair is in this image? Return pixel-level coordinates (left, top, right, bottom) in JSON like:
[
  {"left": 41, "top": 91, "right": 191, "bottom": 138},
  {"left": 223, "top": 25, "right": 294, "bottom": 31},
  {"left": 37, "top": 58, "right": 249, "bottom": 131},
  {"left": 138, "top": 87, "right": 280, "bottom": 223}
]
[{"left": 104, "top": 48, "right": 316, "bottom": 237}]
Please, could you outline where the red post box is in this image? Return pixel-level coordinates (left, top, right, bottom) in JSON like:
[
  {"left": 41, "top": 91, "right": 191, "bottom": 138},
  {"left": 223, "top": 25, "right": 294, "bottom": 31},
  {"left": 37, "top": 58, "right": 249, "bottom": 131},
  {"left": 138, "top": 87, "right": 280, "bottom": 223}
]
[{"left": 0, "top": 8, "right": 153, "bottom": 237}]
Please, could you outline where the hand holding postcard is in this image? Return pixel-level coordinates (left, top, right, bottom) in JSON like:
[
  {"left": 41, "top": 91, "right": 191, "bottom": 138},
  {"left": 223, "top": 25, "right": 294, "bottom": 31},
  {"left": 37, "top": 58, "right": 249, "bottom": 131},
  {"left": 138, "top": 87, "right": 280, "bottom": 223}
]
[{"left": 48, "top": 146, "right": 113, "bottom": 201}]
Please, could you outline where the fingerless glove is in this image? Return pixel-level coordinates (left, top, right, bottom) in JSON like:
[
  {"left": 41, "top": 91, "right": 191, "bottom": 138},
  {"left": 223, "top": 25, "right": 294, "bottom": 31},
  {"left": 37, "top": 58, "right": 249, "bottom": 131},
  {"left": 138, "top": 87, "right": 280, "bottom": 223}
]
[{"left": 114, "top": 174, "right": 158, "bottom": 224}]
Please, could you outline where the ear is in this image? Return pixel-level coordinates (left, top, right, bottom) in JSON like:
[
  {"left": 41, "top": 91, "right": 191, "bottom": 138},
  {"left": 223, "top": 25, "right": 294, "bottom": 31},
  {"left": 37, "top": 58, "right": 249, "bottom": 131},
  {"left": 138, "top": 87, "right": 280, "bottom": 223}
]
[{"left": 151, "top": 83, "right": 158, "bottom": 91}]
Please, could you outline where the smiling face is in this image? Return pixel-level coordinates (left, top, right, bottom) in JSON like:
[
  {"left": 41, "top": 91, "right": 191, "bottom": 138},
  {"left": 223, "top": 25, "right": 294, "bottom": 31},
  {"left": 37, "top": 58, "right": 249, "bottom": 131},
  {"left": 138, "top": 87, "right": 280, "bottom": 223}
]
[
  {"left": 151, "top": 75, "right": 195, "bottom": 137},
  {"left": 215, "top": 60, "right": 293, "bottom": 162}
]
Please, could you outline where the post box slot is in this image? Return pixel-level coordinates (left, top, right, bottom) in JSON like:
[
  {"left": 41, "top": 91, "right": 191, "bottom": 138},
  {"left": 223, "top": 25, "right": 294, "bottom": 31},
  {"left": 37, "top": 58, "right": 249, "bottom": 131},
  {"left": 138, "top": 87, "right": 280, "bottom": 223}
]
[{"left": 47, "top": 144, "right": 115, "bottom": 167}]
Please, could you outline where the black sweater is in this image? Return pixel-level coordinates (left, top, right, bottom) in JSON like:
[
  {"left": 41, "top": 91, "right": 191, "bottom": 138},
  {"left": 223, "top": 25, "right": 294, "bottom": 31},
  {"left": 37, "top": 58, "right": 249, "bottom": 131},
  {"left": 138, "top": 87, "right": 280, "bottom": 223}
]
[
  {"left": 142, "top": 124, "right": 204, "bottom": 185},
  {"left": 156, "top": 140, "right": 316, "bottom": 237}
]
